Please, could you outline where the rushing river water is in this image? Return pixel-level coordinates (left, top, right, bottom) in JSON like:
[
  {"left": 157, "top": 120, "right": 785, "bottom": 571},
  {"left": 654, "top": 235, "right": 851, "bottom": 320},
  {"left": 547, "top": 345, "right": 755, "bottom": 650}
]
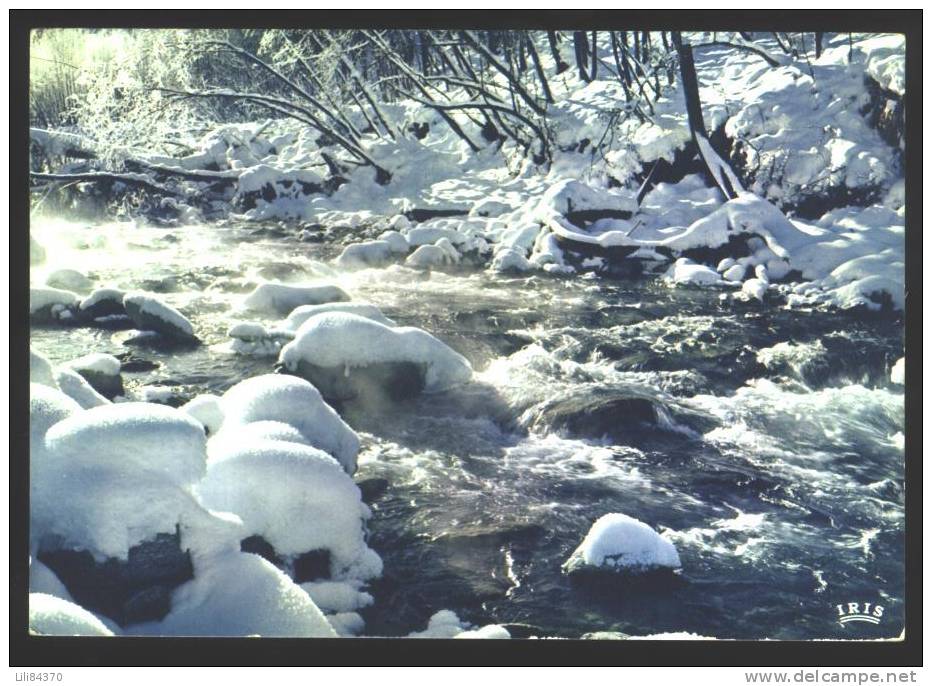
[{"left": 30, "top": 218, "right": 906, "bottom": 640}]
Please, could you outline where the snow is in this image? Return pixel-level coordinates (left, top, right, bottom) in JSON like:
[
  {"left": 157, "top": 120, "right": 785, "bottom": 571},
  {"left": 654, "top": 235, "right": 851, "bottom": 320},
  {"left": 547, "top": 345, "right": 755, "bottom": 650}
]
[
  {"left": 299, "top": 580, "right": 373, "bottom": 614},
  {"left": 378, "top": 229, "right": 411, "bottom": 253},
  {"left": 405, "top": 609, "right": 509, "bottom": 639},
  {"left": 79, "top": 287, "right": 125, "bottom": 312},
  {"left": 490, "top": 247, "right": 532, "bottom": 273},
  {"left": 563, "top": 513, "right": 682, "bottom": 574},
  {"left": 536, "top": 178, "right": 638, "bottom": 220},
  {"left": 664, "top": 258, "right": 723, "bottom": 287},
  {"left": 282, "top": 302, "right": 395, "bottom": 333},
  {"left": 29, "top": 559, "right": 73, "bottom": 602},
  {"left": 891, "top": 357, "right": 904, "bottom": 385},
  {"left": 455, "top": 625, "right": 511, "bottom": 639},
  {"left": 30, "top": 287, "right": 79, "bottom": 316},
  {"left": 42, "top": 402, "right": 208, "bottom": 486},
  {"left": 207, "top": 420, "right": 310, "bottom": 460},
  {"left": 30, "top": 383, "right": 82, "bottom": 461},
  {"left": 197, "top": 440, "right": 382, "bottom": 580},
  {"left": 405, "top": 241, "right": 459, "bottom": 269},
  {"left": 740, "top": 278, "right": 769, "bottom": 303},
  {"left": 280, "top": 312, "right": 473, "bottom": 393},
  {"left": 243, "top": 282, "right": 350, "bottom": 315},
  {"left": 31, "top": 349, "right": 58, "bottom": 388},
  {"left": 29, "top": 593, "right": 114, "bottom": 636},
  {"left": 213, "top": 374, "right": 360, "bottom": 474},
  {"left": 123, "top": 292, "right": 196, "bottom": 338},
  {"left": 67, "top": 352, "right": 122, "bottom": 377},
  {"left": 180, "top": 394, "right": 225, "bottom": 435},
  {"left": 55, "top": 368, "right": 110, "bottom": 409},
  {"left": 335, "top": 240, "right": 394, "bottom": 269},
  {"left": 137, "top": 551, "right": 336, "bottom": 637}
]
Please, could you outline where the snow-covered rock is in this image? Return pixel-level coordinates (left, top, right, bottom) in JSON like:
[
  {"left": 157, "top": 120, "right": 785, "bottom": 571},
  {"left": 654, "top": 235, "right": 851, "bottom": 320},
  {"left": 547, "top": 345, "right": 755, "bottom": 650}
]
[
  {"left": 198, "top": 440, "right": 382, "bottom": 581},
  {"left": 664, "top": 258, "right": 722, "bottom": 287},
  {"left": 282, "top": 302, "right": 395, "bottom": 333},
  {"left": 377, "top": 230, "right": 410, "bottom": 253},
  {"left": 30, "top": 383, "right": 81, "bottom": 463},
  {"left": 741, "top": 277, "right": 769, "bottom": 302},
  {"left": 562, "top": 513, "right": 681, "bottom": 575},
  {"left": 123, "top": 292, "right": 197, "bottom": 341},
  {"left": 31, "top": 349, "right": 58, "bottom": 388},
  {"left": 66, "top": 352, "right": 123, "bottom": 398},
  {"left": 405, "top": 239, "right": 460, "bottom": 269},
  {"left": 335, "top": 240, "right": 394, "bottom": 269},
  {"left": 30, "top": 287, "right": 80, "bottom": 323},
  {"left": 243, "top": 282, "right": 350, "bottom": 315},
  {"left": 279, "top": 312, "right": 472, "bottom": 398},
  {"left": 29, "top": 593, "right": 114, "bottom": 636},
  {"left": 142, "top": 551, "right": 336, "bottom": 638},
  {"left": 46, "top": 268, "right": 94, "bottom": 294},
  {"left": 490, "top": 247, "right": 532, "bottom": 273},
  {"left": 536, "top": 179, "right": 637, "bottom": 223},
  {"left": 722, "top": 263, "right": 746, "bottom": 282},
  {"left": 79, "top": 288, "right": 127, "bottom": 319},
  {"left": 214, "top": 374, "right": 359, "bottom": 474},
  {"left": 891, "top": 357, "right": 904, "bottom": 385},
  {"left": 180, "top": 394, "right": 225, "bottom": 435},
  {"left": 54, "top": 368, "right": 110, "bottom": 409}
]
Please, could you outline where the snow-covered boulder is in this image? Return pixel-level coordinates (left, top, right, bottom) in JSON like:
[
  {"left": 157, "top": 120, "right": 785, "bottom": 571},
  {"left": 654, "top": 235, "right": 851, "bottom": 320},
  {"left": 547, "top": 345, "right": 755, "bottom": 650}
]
[
  {"left": 198, "top": 440, "right": 382, "bottom": 582},
  {"left": 207, "top": 421, "right": 309, "bottom": 460},
  {"left": 214, "top": 374, "right": 359, "bottom": 474},
  {"left": 180, "top": 394, "right": 225, "bottom": 435},
  {"left": 664, "top": 258, "right": 723, "bottom": 287},
  {"left": 536, "top": 179, "right": 637, "bottom": 225},
  {"left": 30, "top": 287, "right": 80, "bottom": 324},
  {"left": 243, "top": 282, "right": 350, "bottom": 315},
  {"left": 405, "top": 239, "right": 460, "bottom": 269},
  {"left": 29, "top": 593, "right": 114, "bottom": 636},
  {"left": 145, "top": 552, "right": 336, "bottom": 638},
  {"left": 42, "top": 402, "right": 208, "bottom": 487},
  {"left": 123, "top": 292, "right": 197, "bottom": 341},
  {"left": 335, "top": 240, "right": 394, "bottom": 269},
  {"left": 562, "top": 513, "right": 681, "bottom": 576},
  {"left": 282, "top": 302, "right": 395, "bottom": 333},
  {"left": 490, "top": 247, "right": 532, "bottom": 273},
  {"left": 226, "top": 322, "right": 291, "bottom": 357},
  {"left": 31, "top": 349, "right": 58, "bottom": 388},
  {"left": 66, "top": 352, "right": 123, "bottom": 398},
  {"left": 54, "top": 368, "right": 110, "bottom": 409},
  {"left": 740, "top": 277, "right": 769, "bottom": 302},
  {"left": 722, "top": 263, "right": 746, "bottom": 282},
  {"left": 279, "top": 312, "right": 473, "bottom": 401},
  {"left": 30, "top": 383, "right": 81, "bottom": 463},
  {"left": 891, "top": 357, "right": 905, "bottom": 385},
  {"left": 46, "top": 269, "right": 94, "bottom": 294},
  {"left": 377, "top": 230, "right": 410, "bottom": 253},
  {"left": 79, "top": 288, "right": 127, "bottom": 319}
]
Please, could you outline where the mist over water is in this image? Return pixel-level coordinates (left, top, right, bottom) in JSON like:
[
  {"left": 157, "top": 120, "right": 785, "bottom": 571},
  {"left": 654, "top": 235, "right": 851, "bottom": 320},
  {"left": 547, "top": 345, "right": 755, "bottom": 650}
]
[{"left": 30, "top": 218, "right": 905, "bottom": 639}]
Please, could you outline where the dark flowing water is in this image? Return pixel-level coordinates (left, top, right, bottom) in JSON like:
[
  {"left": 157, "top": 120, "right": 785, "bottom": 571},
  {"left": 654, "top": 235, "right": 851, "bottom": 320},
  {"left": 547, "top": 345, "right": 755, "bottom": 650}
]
[{"left": 31, "top": 219, "right": 906, "bottom": 639}]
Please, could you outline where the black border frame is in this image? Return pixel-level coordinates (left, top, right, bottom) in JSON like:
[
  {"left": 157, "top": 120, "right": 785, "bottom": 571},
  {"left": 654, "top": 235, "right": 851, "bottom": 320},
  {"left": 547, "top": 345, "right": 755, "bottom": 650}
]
[{"left": 10, "top": 9, "right": 922, "bottom": 667}]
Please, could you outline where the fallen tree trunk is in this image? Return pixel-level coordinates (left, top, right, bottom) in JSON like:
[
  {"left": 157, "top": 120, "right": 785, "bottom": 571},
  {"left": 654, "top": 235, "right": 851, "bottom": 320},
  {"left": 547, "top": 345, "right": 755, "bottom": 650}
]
[{"left": 30, "top": 171, "right": 184, "bottom": 196}]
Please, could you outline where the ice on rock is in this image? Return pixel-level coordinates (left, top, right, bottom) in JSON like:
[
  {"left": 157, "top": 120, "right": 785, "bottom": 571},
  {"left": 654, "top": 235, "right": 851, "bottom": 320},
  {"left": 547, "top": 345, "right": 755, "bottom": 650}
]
[
  {"left": 243, "top": 282, "right": 350, "bottom": 315},
  {"left": 145, "top": 552, "right": 336, "bottom": 637},
  {"left": 335, "top": 240, "right": 394, "bottom": 269},
  {"left": 54, "top": 368, "right": 110, "bottom": 409},
  {"left": 31, "top": 349, "right": 58, "bottom": 388},
  {"left": 123, "top": 292, "right": 196, "bottom": 341},
  {"left": 42, "top": 402, "right": 208, "bottom": 486},
  {"left": 197, "top": 440, "right": 382, "bottom": 580},
  {"left": 282, "top": 302, "right": 395, "bottom": 333},
  {"left": 180, "top": 394, "right": 225, "bottom": 435},
  {"left": 215, "top": 374, "right": 359, "bottom": 474},
  {"left": 46, "top": 268, "right": 94, "bottom": 294},
  {"left": 562, "top": 513, "right": 681, "bottom": 575},
  {"left": 29, "top": 593, "right": 114, "bottom": 636},
  {"left": 280, "top": 312, "right": 472, "bottom": 394},
  {"left": 891, "top": 357, "right": 904, "bottom": 385}
]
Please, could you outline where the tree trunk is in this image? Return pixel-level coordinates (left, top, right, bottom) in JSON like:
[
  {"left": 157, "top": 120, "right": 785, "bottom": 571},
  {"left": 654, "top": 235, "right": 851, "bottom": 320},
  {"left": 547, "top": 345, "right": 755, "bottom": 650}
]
[
  {"left": 590, "top": 31, "right": 598, "bottom": 80},
  {"left": 672, "top": 33, "right": 706, "bottom": 138},
  {"left": 547, "top": 31, "right": 569, "bottom": 73},
  {"left": 573, "top": 31, "right": 590, "bottom": 82},
  {"left": 815, "top": 32, "right": 824, "bottom": 59}
]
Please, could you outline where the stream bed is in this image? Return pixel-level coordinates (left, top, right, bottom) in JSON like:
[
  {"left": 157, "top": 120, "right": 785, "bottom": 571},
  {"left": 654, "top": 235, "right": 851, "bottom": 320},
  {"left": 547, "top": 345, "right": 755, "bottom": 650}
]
[{"left": 30, "top": 218, "right": 906, "bottom": 640}]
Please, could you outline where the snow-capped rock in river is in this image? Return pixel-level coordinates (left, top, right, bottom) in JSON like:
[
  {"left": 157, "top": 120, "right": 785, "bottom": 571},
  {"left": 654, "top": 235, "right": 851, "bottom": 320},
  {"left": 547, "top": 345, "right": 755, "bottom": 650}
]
[
  {"left": 198, "top": 439, "right": 382, "bottom": 582},
  {"left": 123, "top": 292, "right": 197, "bottom": 341},
  {"left": 30, "top": 287, "right": 80, "bottom": 324},
  {"left": 213, "top": 374, "right": 360, "bottom": 474},
  {"left": 79, "top": 288, "right": 127, "bottom": 319},
  {"left": 29, "top": 593, "right": 114, "bottom": 636},
  {"left": 282, "top": 302, "right": 395, "bottom": 333},
  {"left": 30, "top": 382, "right": 82, "bottom": 463},
  {"left": 46, "top": 268, "right": 94, "bottom": 294},
  {"left": 562, "top": 513, "right": 681, "bottom": 576},
  {"left": 66, "top": 352, "right": 124, "bottom": 398},
  {"left": 334, "top": 240, "right": 395, "bottom": 270},
  {"left": 54, "top": 368, "right": 111, "bottom": 409},
  {"left": 180, "top": 394, "right": 225, "bottom": 435},
  {"left": 664, "top": 258, "right": 723, "bottom": 287},
  {"left": 243, "top": 282, "right": 350, "bottom": 315},
  {"left": 31, "top": 348, "right": 58, "bottom": 388},
  {"left": 279, "top": 312, "right": 473, "bottom": 401}
]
